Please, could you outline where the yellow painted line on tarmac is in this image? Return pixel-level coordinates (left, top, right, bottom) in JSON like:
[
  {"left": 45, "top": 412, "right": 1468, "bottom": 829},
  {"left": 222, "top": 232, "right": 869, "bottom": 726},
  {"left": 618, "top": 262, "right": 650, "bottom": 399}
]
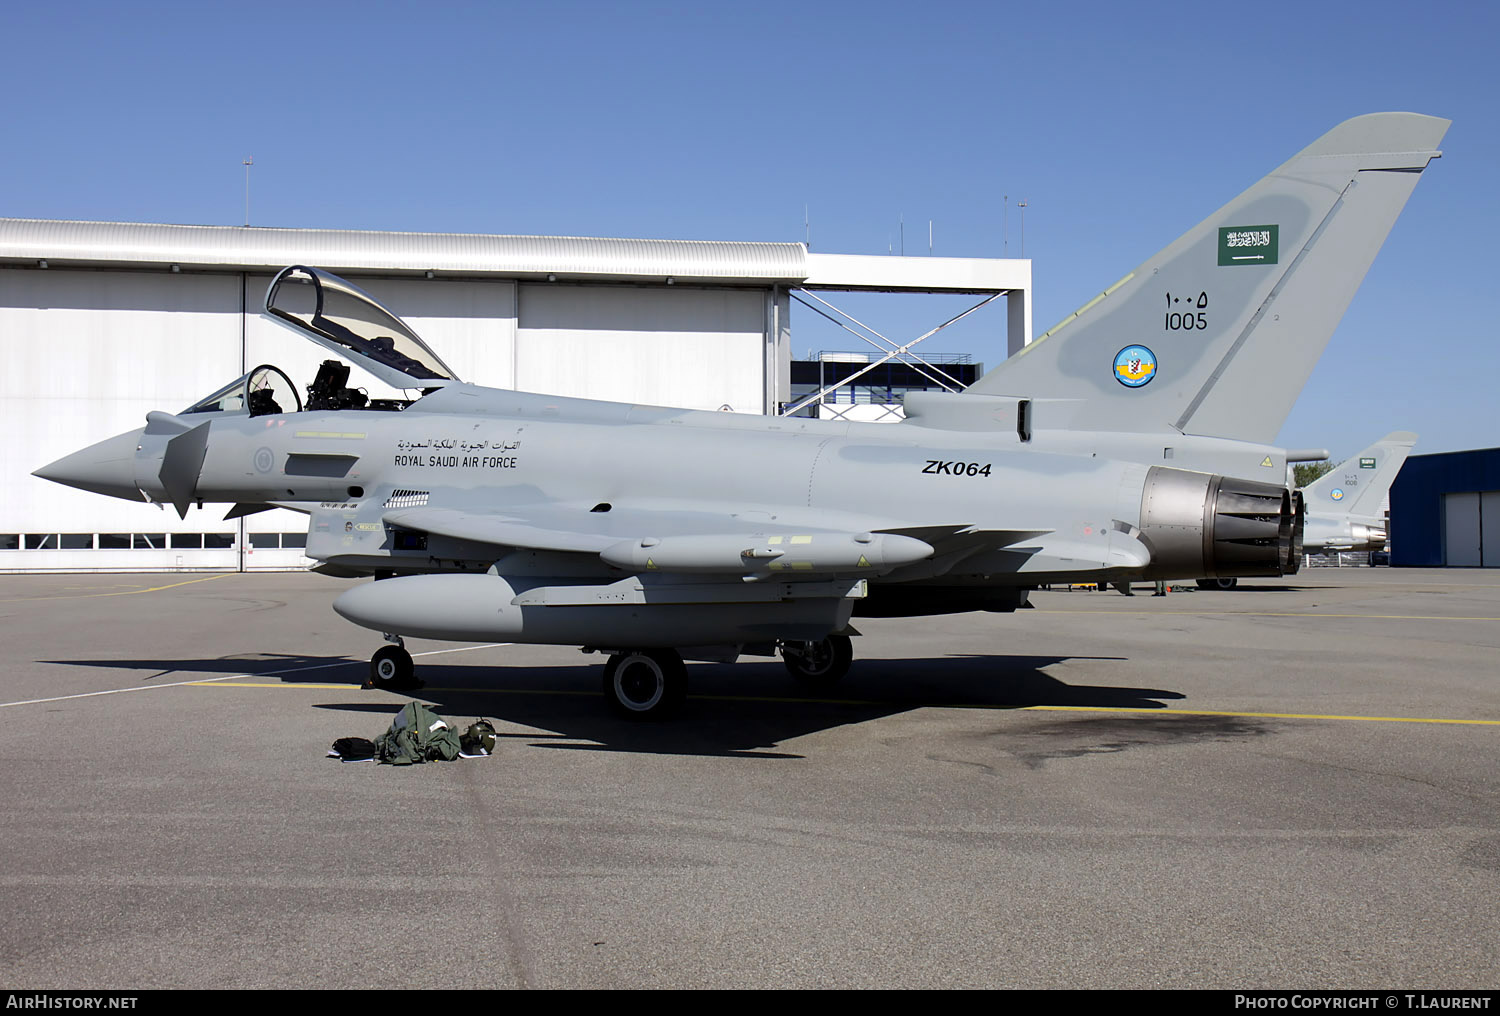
[
  {"left": 738, "top": 695, "right": 1500, "bottom": 727},
  {"left": 183, "top": 683, "right": 1500, "bottom": 727},
  {"left": 0, "top": 573, "right": 232, "bottom": 603},
  {"left": 18, "top": 634, "right": 1494, "bottom": 729},
  {"left": 195, "top": 682, "right": 599, "bottom": 698},
  {"left": 1019, "top": 704, "right": 1500, "bottom": 726},
  {"left": 696, "top": 694, "right": 1500, "bottom": 726}
]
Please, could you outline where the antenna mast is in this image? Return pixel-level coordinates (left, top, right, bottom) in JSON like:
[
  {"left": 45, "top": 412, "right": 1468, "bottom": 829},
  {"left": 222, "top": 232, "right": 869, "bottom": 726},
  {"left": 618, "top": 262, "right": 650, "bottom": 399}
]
[{"left": 242, "top": 156, "right": 254, "bottom": 226}]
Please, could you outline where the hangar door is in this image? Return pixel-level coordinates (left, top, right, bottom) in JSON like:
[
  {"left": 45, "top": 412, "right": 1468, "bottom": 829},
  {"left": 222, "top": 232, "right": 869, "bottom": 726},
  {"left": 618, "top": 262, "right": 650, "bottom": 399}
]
[
  {"left": 515, "top": 284, "right": 767, "bottom": 413},
  {"left": 1442, "top": 491, "right": 1500, "bottom": 566}
]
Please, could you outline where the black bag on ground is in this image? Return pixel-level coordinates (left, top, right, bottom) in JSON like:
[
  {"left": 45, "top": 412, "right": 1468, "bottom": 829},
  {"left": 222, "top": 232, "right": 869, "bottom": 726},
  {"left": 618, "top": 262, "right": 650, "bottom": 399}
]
[{"left": 330, "top": 736, "right": 377, "bottom": 761}]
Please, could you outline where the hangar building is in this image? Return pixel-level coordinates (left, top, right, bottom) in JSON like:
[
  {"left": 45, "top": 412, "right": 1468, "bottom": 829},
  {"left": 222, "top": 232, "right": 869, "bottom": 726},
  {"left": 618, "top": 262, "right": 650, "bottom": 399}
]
[
  {"left": 1390, "top": 447, "right": 1500, "bottom": 567},
  {"left": 0, "top": 218, "right": 1029, "bottom": 572}
]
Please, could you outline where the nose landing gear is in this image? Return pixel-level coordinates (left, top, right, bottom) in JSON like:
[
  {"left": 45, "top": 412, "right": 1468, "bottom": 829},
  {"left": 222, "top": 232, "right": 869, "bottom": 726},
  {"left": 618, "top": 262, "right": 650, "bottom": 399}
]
[{"left": 364, "top": 638, "right": 422, "bottom": 690}]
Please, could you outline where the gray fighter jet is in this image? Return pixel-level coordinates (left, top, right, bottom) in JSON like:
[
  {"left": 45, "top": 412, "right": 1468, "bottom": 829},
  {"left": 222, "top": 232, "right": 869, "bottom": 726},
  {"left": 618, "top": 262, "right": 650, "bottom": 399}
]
[
  {"left": 1300, "top": 431, "right": 1416, "bottom": 552},
  {"left": 1190, "top": 431, "right": 1417, "bottom": 589},
  {"left": 34, "top": 112, "right": 1446, "bottom": 718}
]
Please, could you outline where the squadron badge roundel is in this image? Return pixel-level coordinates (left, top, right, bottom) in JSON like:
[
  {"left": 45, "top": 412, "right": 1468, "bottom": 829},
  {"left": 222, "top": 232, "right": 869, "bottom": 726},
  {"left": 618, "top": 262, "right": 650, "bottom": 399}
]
[
  {"left": 1330, "top": 488, "right": 1345, "bottom": 501},
  {"left": 1114, "top": 345, "right": 1157, "bottom": 388}
]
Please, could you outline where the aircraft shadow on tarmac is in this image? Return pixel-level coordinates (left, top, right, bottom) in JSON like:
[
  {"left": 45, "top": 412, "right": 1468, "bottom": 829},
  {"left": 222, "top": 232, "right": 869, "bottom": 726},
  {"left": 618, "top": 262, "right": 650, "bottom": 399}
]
[
  {"left": 49, "top": 652, "right": 1190, "bottom": 759},
  {"left": 1192, "top": 584, "right": 1309, "bottom": 593},
  {"left": 1098, "top": 583, "right": 1311, "bottom": 595},
  {"left": 42, "top": 652, "right": 360, "bottom": 684}
]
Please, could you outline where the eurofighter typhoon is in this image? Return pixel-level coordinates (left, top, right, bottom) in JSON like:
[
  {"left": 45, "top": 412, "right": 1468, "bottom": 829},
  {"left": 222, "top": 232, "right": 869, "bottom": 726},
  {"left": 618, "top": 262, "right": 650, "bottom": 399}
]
[
  {"left": 1300, "top": 431, "right": 1417, "bottom": 552},
  {"left": 34, "top": 113, "right": 1447, "bottom": 718}
]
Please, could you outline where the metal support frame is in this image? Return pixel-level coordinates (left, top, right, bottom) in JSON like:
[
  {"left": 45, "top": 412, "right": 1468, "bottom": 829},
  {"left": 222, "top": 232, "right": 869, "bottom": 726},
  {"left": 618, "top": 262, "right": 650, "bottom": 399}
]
[
  {"left": 814, "top": 401, "right": 907, "bottom": 423},
  {"left": 780, "top": 289, "right": 1006, "bottom": 418}
]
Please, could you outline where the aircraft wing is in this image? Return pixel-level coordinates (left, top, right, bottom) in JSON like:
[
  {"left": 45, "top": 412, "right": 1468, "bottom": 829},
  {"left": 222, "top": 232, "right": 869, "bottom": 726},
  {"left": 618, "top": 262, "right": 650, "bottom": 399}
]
[
  {"left": 383, "top": 503, "right": 1049, "bottom": 577},
  {"left": 383, "top": 506, "right": 621, "bottom": 554}
]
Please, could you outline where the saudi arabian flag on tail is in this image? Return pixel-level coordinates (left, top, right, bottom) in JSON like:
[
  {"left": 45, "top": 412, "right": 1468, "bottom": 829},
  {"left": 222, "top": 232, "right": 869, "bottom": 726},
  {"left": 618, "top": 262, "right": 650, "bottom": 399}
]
[{"left": 1218, "top": 225, "right": 1278, "bottom": 266}]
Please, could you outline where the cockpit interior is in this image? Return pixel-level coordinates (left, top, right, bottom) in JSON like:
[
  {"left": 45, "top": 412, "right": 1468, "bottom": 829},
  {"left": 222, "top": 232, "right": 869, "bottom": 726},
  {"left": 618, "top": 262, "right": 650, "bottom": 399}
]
[{"left": 181, "top": 266, "right": 461, "bottom": 419}]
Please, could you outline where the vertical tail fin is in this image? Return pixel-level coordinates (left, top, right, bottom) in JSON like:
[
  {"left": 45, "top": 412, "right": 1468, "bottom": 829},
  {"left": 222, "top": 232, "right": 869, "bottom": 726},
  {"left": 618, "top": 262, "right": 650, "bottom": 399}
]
[
  {"left": 1305, "top": 431, "right": 1417, "bottom": 518},
  {"left": 966, "top": 113, "right": 1448, "bottom": 444}
]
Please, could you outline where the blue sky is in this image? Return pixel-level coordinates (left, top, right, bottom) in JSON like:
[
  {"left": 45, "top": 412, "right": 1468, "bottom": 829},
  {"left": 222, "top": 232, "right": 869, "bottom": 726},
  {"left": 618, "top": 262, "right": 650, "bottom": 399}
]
[{"left": 2, "top": 0, "right": 1494, "bottom": 460}]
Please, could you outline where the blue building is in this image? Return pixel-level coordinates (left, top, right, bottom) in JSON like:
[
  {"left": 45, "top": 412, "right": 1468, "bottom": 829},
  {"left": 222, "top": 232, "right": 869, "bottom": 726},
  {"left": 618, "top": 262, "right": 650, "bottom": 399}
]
[{"left": 1389, "top": 448, "right": 1500, "bottom": 567}]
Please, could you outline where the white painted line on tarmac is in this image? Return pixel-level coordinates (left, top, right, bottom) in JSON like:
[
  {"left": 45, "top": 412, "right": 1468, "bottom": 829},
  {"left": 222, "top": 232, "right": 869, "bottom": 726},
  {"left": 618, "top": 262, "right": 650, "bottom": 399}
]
[{"left": 0, "top": 643, "right": 511, "bottom": 709}]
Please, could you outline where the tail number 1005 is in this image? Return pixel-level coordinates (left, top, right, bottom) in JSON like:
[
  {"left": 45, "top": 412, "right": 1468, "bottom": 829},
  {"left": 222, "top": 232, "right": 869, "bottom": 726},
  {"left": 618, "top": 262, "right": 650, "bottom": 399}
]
[{"left": 1165, "top": 291, "right": 1209, "bottom": 330}]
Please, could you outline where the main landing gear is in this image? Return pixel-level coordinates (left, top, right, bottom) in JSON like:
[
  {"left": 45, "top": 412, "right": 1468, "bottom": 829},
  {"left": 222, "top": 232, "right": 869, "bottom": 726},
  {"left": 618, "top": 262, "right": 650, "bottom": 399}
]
[
  {"left": 361, "top": 633, "right": 858, "bottom": 719},
  {"left": 780, "top": 634, "right": 853, "bottom": 688},
  {"left": 602, "top": 649, "right": 687, "bottom": 720},
  {"left": 598, "top": 634, "right": 856, "bottom": 720},
  {"left": 359, "top": 637, "right": 693, "bottom": 719}
]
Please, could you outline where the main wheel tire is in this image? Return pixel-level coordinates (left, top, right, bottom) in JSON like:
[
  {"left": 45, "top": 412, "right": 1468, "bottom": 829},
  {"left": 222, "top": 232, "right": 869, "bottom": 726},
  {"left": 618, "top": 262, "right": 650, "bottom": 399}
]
[
  {"left": 367, "top": 644, "right": 418, "bottom": 690},
  {"left": 1195, "top": 577, "right": 1239, "bottom": 590},
  {"left": 782, "top": 634, "right": 853, "bottom": 687},
  {"left": 603, "top": 650, "right": 686, "bottom": 720}
]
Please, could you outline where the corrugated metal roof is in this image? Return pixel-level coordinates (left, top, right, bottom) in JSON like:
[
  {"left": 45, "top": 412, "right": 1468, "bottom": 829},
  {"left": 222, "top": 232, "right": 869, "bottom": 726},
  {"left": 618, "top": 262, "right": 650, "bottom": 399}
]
[{"left": 0, "top": 218, "right": 810, "bottom": 283}]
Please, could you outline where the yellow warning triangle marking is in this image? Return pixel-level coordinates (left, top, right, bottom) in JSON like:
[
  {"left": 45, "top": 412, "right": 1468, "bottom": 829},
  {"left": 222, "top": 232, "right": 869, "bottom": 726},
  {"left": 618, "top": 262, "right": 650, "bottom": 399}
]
[
  {"left": 1260, "top": 456, "right": 1274, "bottom": 467},
  {"left": 857, "top": 555, "right": 870, "bottom": 567},
  {"left": 646, "top": 558, "right": 657, "bottom": 570}
]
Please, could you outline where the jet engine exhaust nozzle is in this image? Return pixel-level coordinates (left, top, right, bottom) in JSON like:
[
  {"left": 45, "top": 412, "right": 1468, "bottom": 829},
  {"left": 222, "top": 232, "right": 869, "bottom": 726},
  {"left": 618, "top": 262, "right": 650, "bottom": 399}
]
[{"left": 1137, "top": 466, "right": 1297, "bottom": 580}]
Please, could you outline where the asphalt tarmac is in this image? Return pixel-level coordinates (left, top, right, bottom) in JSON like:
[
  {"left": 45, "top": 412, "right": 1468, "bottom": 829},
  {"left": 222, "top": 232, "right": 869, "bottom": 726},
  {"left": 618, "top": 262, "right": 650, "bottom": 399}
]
[{"left": 1, "top": 567, "right": 1497, "bottom": 989}]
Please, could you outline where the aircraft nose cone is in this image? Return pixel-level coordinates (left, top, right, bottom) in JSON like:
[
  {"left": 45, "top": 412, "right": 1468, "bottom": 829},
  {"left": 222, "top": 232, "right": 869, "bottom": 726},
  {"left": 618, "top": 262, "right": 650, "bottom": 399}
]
[{"left": 32, "top": 429, "right": 145, "bottom": 502}]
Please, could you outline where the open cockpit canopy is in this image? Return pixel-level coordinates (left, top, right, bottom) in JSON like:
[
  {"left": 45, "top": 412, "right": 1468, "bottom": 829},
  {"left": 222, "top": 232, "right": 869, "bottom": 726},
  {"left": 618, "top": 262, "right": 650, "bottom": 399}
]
[{"left": 264, "top": 266, "right": 460, "bottom": 390}]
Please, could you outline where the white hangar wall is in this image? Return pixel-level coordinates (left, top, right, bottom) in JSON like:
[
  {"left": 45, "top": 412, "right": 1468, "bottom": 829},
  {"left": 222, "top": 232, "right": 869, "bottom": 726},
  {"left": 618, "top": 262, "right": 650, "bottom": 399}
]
[
  {"left": 0, "top": 219, "right": 1026, "bottom": 573},
  {"left": 3, "top": 269, "right": 247, "bottom": 571},
  {"left": 515, "top": 283, "right": 769, "bottom": 413}
]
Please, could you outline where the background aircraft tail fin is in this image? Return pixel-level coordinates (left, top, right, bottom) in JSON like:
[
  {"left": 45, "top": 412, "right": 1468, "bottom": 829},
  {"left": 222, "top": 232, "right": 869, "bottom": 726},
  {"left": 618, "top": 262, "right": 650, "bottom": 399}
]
[
  {"left": 965, "top": 113, "right": 1448, "bottom": 444},
  {"left": 1304, "top": 431, "right": 1417, "bottom": 518}
]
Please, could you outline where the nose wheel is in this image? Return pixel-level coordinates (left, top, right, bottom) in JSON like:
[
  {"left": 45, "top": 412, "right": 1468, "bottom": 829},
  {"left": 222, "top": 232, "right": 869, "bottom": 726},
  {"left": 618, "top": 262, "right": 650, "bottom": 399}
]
[
  {"left": 781, "top": 634, "right": 853, "bottom": 687},
  {"left": 602, "top": 649, "right": 686, "bottom": 720},
  {"left": 365, "top": 644, "right": 421, "bottom": 690}
]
